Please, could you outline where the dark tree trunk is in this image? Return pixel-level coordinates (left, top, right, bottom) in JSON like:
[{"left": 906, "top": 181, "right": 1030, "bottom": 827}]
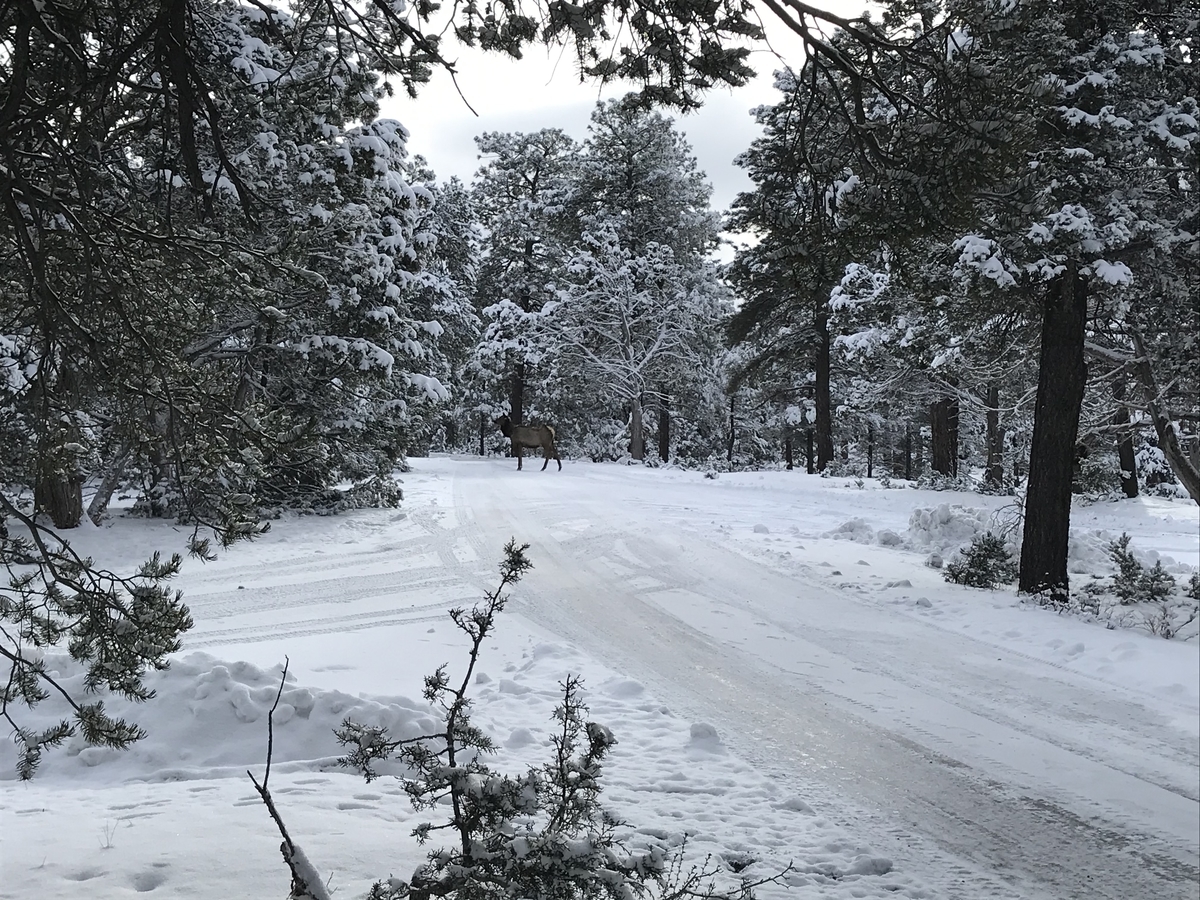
[
  {"left": 815, "top": 310, "right": 834, "bottom": 471},
  {"left": 630, "top": 395, "right": 646, "bottom": 461},
  {"left": 445, "top": 419, "right": 458, "bottom": 450},
  {"left": 904, "top": 425, "right": 913, "bottom": 481},
  {"left": 35, "top": 464, "right": 83, "bottom": 529},
  {"left": 805, "top": 430, "right": 815, "bottom": 474},
  {"left": 930, "top": 397, "right": 959, "bottom": 477},
  {"left": 479, "top": 413, "right": 485, "bottom": 456},
  {"left": 657, "top": 400, "right": 670, "bottom": 463},
  {"left": 914, "top": 425, "right": 924, "bottom": 477},
  {"left": 866, "top": 424, "right": 875, "bottom": 478},
  {"left": 785, "top": 434, "right": 794, "bottom": 471},
  {"left": 1019, "top": 268, "right": 1088, "bottom": 598},
  {"left": 1112, "top": 379, "right": 1138, "bottom": 498},
  {"left": 727, "top": 395, "right": 736, "bottom": 464},
  {"left": 985, "top": 384, "right": 1005, "bottom": 489}
]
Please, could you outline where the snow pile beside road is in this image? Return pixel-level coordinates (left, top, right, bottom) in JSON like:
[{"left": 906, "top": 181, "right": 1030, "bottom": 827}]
[
  {"left": 905, "top": 504, "right": 999, "bottom": 553},
  {"left": 0, "top": 652, "right": 437, "bottom": 783},
  {"left": 826, "top": 503, "right": 1196, "bottom": 579}
]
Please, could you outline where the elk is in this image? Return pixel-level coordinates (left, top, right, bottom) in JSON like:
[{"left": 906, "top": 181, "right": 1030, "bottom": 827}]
[{"left": 496, "top": 415, "right": 561, "bottom": 471}]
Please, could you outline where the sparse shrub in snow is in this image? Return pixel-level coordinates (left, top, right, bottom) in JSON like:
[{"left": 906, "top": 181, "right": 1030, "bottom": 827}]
[
  {"left": 943, "top": 534, "right": 1017, "bottom": 589},
  {"left": 1109, "top": 533, "right": 1144, "bottom": 604},
  {"left": 1109, "top": 533, "right": 1176, "bottom": 605},
  {"left": 1142, "top": 603, "right": 1199, "bottom": 641},
  {"left": 915, "top": 471, "right": 975, "bottom": 492},
  {"left": 1139, "top": 562, "right": 1177, "bottom": 604},
  {"left": 1055, "top": 534, "right": 1200, "bottom": 639}
]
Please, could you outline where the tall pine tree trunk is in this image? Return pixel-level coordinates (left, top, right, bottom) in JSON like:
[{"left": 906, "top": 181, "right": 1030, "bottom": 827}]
[
  {"left": 724, "top": 396, "right": 734, "bottom": 465},
  {"left": 805, "top": 430, "right": 815, "bottom": 474},
  {"left": 985, "top": 384, "right": 1005, "bottom": 489},
  {"left": 904, "top": 423, "right": 913, "bottom": 481},
  {"left": 630, "top": 395, "right": 645, "bottom": 461},
  {"left": 35, "top": 465, "right": 83, "bottom": 529},
  {"left": 815, "top": 309, "right": 834, "bottom": 471},
  {"left": 930, "top": 397, "right": 959, "bottom": 477},
  {"left": 657, "top": 400, "right": 670, "bottom": 463},
  {"left": 1112, "top": 379, "right": 1139, "bottom": 498},
  {"left": 1019, "top": 268, "right": 1088, "bottom": 598}
]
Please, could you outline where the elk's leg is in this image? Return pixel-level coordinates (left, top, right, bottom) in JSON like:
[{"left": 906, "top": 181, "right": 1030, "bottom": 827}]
[
  {"left": 552, "top": 440, "right": 561, "bottom": 471},
  {"left": 516, "top": 442, "right": 523, "bottom": 470},
  {"left": 541, "top": 441, "right": 550, "bottom": 471}
]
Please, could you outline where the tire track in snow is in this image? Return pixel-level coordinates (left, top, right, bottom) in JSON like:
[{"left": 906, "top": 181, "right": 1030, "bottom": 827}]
[
  {"left": 187, "top": 611, "right": 453, "bottom": 648},
  {"left": 180, "top": 504, "right": 496, "bottom": 652},
  {"left": 449, "top": 465, "right": 1200, "bottom": 900}
]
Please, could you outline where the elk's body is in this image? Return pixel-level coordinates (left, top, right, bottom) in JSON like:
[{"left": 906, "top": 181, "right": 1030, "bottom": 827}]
[{"left": 497, "top": 415, "right": 561, "bottom": 471}]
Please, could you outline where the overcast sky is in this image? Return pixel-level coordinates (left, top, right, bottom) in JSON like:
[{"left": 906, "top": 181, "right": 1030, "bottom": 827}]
[{"left": 380, "top": 18, "right": 820, "bottom": 215}]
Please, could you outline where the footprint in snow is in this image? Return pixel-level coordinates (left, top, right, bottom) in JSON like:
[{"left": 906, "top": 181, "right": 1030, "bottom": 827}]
[
  {"left": 64, "top": 868, "right": 106, "bottom": 882},
  {"left": 131, "top": 867, "right": 169, "bottom": 893}
]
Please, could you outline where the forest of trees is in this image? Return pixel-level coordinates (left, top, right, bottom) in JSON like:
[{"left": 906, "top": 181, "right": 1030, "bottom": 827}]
[{"left": 1, "top": 0, "right": 1196, "bottom": 779}]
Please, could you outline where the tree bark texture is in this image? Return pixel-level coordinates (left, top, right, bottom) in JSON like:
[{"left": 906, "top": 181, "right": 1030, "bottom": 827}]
[
  {"left": 1112, "top": 379, "right": 1139, "bottom": 498},
  {"left": 727, "top": 395, "right": 736, "bottom": 464},
  {"left": 805, "top": 430, "right": 815, "bottom": 474},
  {"left": 866, "top": 424, "right": 875, "bottom": 478},
  {"left": 35, "top": 467, "right": 83, "bottom": 529},
  {"left": 657, "top": 401, "right": 670, "bottom": 463},
  {"left": 985, "top": 384, "right": 1005, "bottom": 489},
  {"left": 630, "top": 396, "right": 645, "bottom": 461},
  {"left": 785, "top": 434, "right": 793, "bottom": 471},
  {"left": 1019, "top": 269, "right": 1088, "bottom": 597},
  {"left": 815, "top": 310, "right": 834, "bottom": 471},
  {"left": 930, "top": 397, "right": 959, "bottom": 477},
  {"left": 904, "top": 425, "right": 913, "bottom": 481}
]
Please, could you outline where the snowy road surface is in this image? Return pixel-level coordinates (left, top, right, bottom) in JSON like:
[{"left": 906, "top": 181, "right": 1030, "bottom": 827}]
[
  {"left": 4, "top": 457, "right": 1198, "bottom": 899},
  {"left": 438, "top": 461, "right": 1200, "bottom": 900}
]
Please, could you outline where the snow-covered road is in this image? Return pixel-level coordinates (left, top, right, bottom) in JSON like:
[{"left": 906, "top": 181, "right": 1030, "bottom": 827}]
[
  {"left": 441, "top": 460, "right": 1199, "bottom": 899},
  {"left": 4, "top": 457, "right": 1197, "bottom": 900}
]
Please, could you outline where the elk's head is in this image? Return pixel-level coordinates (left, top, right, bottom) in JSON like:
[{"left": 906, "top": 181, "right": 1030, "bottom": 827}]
[{"left": 495, "top": 414, "right": 513, "bottom": 438}]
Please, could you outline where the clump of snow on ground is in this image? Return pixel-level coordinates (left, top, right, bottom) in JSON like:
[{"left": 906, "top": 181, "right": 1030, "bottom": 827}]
[{"left": 2, "top": 652, "right": 437, "bottom": 783}]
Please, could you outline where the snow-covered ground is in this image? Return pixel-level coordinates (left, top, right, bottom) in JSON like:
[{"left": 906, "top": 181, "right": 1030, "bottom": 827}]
[{"left": 2, "top": 457, "right": 1197, "bottom": 899}]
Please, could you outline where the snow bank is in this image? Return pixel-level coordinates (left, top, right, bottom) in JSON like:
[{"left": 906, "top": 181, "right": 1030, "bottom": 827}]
[
  {"left": 826, "top": 503, "right": 1196, "bottom": 578},
  {"left": 0, "top": 652, "right": 438, "bottom": 782}
]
